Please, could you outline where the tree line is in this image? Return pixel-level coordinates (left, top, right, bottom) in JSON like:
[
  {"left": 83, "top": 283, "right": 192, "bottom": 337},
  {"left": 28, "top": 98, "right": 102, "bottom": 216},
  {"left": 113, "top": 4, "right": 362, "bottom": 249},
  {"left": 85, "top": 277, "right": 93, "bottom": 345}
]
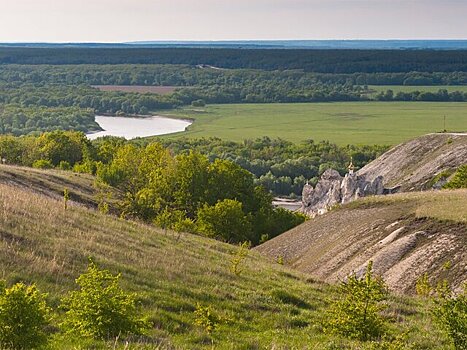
[
  {"left": 375, "top": 88, "right": 467, "bottom": 102},
  {"left": 1, "top": 47, "right": 467, "bottom": 73},
  {"left": 2, "top": 64, "right": 466, "bottom": 86}
]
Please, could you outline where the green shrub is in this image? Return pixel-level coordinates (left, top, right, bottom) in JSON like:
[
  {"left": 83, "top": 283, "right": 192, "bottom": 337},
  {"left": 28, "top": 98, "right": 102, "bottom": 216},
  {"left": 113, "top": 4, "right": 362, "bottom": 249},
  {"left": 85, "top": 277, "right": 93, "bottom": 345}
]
[
  {"left": 433, "top": 284, "right": 467, "bottom": 349},
  {"left": 57, "top": 160, "right": 71, "bottom": 170},
  {"left": 416, "top": 273, "right": 432, "bottom": 297},
  {"left": 194, "top": 303, "right": 218, "bottom": 334},
  {"left": 444, "top": 165, "right": 467, "bottom": 189},
  {"left": 230, "top": 241, "right": 250, "bottom": 276},
  {"left": 60, "top": 261, "right": 148, "bottom": 339},
  {"left": 325, "top": 262, "right": 389, "bottom": 341},
  {"left": 0, "top": 281, "right": 51, "bottom": 349},
  {"left": 191, "top": 99, "right": 206, "bottom": 107},
  {"left": 32, "top": 159, "right": 53, "bottom": 169},
  {"left": 197, "top": 199, "right": 253, "bottom": 243}
]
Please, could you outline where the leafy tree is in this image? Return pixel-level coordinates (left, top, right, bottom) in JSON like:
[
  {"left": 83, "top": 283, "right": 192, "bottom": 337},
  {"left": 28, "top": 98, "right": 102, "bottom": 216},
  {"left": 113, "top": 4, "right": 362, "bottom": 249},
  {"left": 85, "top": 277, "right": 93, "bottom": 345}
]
[
  {"left": 60, "top": 260, "right": 148, "bottom": 339},
  {"left": 326, "top": 262, "right": 389, "bottom": 341},
  {"left": 36, "top": 130, "right": 92, "bottom": 166},
  {"left": 0, "top": 281, "right": 51, "bottom": 350},
  {"left": 172, "top": 151, "right": 210, "bottom": 217},
  {"left": 197, "top": 199, "right": 253, "bottom": 243}
]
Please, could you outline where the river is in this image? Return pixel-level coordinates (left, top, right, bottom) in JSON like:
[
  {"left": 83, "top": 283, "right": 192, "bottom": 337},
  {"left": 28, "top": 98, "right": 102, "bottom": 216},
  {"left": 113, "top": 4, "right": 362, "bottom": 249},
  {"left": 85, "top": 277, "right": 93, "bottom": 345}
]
[{"left": 87, "top": 115, "right": 192, "bottom": 140}]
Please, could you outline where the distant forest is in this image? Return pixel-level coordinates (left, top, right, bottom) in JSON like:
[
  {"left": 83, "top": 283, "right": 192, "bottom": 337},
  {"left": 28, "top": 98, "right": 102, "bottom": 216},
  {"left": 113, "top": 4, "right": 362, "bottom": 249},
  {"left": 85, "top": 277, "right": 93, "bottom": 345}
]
[
  {"left": 0, "top": 48, "right": 466, "bottom": 136},
  {"left": 1, "top": 48, "right": 467, "bottom": 73}
]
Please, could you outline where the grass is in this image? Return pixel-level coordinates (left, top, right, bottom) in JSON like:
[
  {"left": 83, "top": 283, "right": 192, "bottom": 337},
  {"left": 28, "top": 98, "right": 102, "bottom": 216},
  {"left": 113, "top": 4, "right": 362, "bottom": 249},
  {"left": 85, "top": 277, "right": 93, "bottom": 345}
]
[
  {"left": 358, "top": 189, "right": 467, "bottom": 223},
  {"left": 0, "top": 164, "right": 121, "bottom": 210},
  {"left": 365, "top": 85, "right": 467, "bottom": 98},
  {"left": 159, "top": 102, "right": 467, "bottom": 145},
  {"left": 0, "top": 181, "right": 452, "bottom": 349}
]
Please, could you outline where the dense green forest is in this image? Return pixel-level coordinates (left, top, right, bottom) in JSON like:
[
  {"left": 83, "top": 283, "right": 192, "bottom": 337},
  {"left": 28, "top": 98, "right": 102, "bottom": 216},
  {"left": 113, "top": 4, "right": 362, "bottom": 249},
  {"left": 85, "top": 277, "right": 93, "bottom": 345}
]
[
  {"left": 2, "top": 64, "right": 467, "bottom": 86},
  {"left": 1, "top": 48, "right": 467, "bottom": 72},
  {"left": 0, "top": 131, "right": 313, "bottom": 244},
  {"left": 152, "top": 137, "right": 388, "bottom": 196}
]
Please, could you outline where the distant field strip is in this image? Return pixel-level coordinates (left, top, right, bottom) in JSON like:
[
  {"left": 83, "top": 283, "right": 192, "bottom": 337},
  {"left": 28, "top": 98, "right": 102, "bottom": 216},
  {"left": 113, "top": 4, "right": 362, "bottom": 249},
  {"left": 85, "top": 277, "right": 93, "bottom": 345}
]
[
  {"left": 161, "top": 102, "right": 467, "bottom": 145},
  {"left": 92, "top": 85, "right": 179, "bottom": 95}
]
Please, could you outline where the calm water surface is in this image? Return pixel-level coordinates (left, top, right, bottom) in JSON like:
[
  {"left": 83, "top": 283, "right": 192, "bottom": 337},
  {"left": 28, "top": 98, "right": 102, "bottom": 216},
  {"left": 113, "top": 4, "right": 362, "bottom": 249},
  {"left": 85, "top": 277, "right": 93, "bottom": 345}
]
[{"left": 87, "top": 115, "right": 191, "bottom": 140}]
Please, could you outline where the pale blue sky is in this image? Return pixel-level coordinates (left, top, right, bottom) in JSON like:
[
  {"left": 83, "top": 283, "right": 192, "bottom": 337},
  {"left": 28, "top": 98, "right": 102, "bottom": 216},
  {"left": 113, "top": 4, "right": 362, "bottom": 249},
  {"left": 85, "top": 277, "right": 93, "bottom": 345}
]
[{"left": 0, "top": 0, "right": 465, "bottom": 42}]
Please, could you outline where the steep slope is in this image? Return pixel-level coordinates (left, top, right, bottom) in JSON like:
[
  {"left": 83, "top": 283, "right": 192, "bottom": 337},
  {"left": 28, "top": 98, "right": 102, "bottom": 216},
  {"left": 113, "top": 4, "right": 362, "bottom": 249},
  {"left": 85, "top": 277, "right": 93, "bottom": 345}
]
[
  {"left": 0, "top": 181, "right": 449, "bottom": 349},
  {"left": 357, "top": 133, "right": 467, "bottom": 191},
  {"left": 257, "top": 190, "right": 467, "bottom": 295}
]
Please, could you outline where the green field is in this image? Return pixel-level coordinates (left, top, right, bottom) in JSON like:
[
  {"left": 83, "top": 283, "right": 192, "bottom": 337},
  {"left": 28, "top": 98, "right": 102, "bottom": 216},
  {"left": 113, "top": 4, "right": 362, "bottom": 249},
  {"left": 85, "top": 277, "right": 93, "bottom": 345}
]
[
  {"left": 365, "top": 85, "right": 467, "bottom": 97},
  {"left": 161, "top": 102, "right": 467, "bottom": 145}
]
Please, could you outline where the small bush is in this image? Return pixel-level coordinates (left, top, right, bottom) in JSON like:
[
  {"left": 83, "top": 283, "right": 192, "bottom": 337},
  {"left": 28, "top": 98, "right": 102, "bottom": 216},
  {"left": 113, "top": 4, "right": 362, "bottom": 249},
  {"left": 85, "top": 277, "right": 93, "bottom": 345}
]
[
  {"left": 416, "top": 273, "right": 432, "bottom": 297},
  {"left": 444, "top": 165, "right": 467, "bottom": 189},
  {"left": 433, "top": 284, "right": 467, "bottom": 350},
  {"left": 325, "top": 262, "right": 389, "bottom": 341},
  {"left": 230, "top": 241, "right": 250, "bottom": 276},
  {"left": 32, "top": 159, "right": 53, "bottom": 169},
  {"left": 60, "top": 260, "right": 149, "bottom": 339},
  {"left": 0, "top": 281, "right": 51, "bottom": 349},
  {"left": 194, "top": 303, "right": 218, "bottom": 334}
]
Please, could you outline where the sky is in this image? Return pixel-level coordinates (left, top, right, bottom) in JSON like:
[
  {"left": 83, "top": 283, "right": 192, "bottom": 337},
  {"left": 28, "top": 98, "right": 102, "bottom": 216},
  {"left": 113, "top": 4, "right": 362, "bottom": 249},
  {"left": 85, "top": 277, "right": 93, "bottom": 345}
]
[{"left": 0, "top": 0, "right": 466, "bottom": 42}]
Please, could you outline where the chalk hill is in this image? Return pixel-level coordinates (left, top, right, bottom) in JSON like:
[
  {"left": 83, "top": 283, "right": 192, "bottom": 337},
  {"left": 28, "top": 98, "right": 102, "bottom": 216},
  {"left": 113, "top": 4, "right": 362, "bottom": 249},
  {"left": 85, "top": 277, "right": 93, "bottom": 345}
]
[
  {"left": 256, "top": 190, "right": 467, "bottom": 294},
  {"left": 357, "top": 133, "right": 467, "bottom": 191}
]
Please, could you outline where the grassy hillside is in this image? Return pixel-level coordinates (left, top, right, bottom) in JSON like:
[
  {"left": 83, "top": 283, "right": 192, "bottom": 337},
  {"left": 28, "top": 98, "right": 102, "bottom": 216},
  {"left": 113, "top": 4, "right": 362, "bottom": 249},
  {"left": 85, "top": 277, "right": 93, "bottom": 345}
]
[
  {"left": 160, "top": 102, "right": 467, "bottom": 145},
  {"left": 256, "top": 190, "right": 467, "bottom": 295},
  {"left": 0, "top": 181, "right": 451, "bottom": 349},
  {"left": 0, "top": 164, "right": 120, "bottom": 210}
]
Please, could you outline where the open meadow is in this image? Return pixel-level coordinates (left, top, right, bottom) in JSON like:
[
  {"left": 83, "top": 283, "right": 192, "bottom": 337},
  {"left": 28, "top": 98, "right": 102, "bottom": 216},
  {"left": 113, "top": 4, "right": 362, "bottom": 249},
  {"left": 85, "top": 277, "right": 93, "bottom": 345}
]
[{"left": 161, "top": 102, "right": 467, "bottom": 145}]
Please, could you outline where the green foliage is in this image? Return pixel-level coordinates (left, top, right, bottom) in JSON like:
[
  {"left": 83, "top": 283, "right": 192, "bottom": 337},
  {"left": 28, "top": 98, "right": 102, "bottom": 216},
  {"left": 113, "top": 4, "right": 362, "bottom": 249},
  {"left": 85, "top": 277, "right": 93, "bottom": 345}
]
[
  {"left": 326, "top": 262, "right": 389, "bottom": 341},
  {"left": 191, "top": 99, "right": 206, "bottom": 107},
  {"left": 444, "top": 165, "right": 467, "bottom": 189},
  {"left": 57, "top": 160, "right": 71, "bottom": 170},
  {"left": 277, "top": 255, "right": 284, "bottom": 265},
  {"left": 193, "top": 304, "right": 218, "bottom": 334},
  {"left": 230, "top": 241, "right": 251, "bottom": 276},
  {"left": 433, "top": 284, "right": 467, "bottom": 349},
  {"left": 0, "top": 281, "right": 51, "bottom": 350},
  {"left": 32, "top": 159, "right": 53, "bottom": 169},
  {"left": 415, "top": 273, "right": 432, "bottom": 297},
  {"left": 60, "top": 260, "right": 148, "bottom": 339},
  {"left": 197, "top": 199, "right": 253, "bottom": 243}
]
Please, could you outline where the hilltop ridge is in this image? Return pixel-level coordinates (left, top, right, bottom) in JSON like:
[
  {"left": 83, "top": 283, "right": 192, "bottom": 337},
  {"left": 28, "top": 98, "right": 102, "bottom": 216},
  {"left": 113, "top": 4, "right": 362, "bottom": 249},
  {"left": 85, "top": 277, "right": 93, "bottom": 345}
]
[{"left": 357, "top": 133, "right": 467, "bottom": 191}]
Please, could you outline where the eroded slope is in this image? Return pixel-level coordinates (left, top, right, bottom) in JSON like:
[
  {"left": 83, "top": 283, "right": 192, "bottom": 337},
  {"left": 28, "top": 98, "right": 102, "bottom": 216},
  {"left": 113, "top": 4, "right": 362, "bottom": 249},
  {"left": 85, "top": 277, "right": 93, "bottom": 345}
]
[
  {"left": 357, "top": 133, "right": 467, "bottom": 191},
  {"left": 256, "top": 190, "right": 467, "bottom": 294}
]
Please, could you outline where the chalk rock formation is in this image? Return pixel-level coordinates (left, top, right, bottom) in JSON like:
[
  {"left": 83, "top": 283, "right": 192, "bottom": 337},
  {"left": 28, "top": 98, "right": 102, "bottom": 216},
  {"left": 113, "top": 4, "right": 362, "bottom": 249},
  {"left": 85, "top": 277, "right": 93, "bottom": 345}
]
[{"left": 302, "top": 169, "right": 384, "bottom": 216}]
